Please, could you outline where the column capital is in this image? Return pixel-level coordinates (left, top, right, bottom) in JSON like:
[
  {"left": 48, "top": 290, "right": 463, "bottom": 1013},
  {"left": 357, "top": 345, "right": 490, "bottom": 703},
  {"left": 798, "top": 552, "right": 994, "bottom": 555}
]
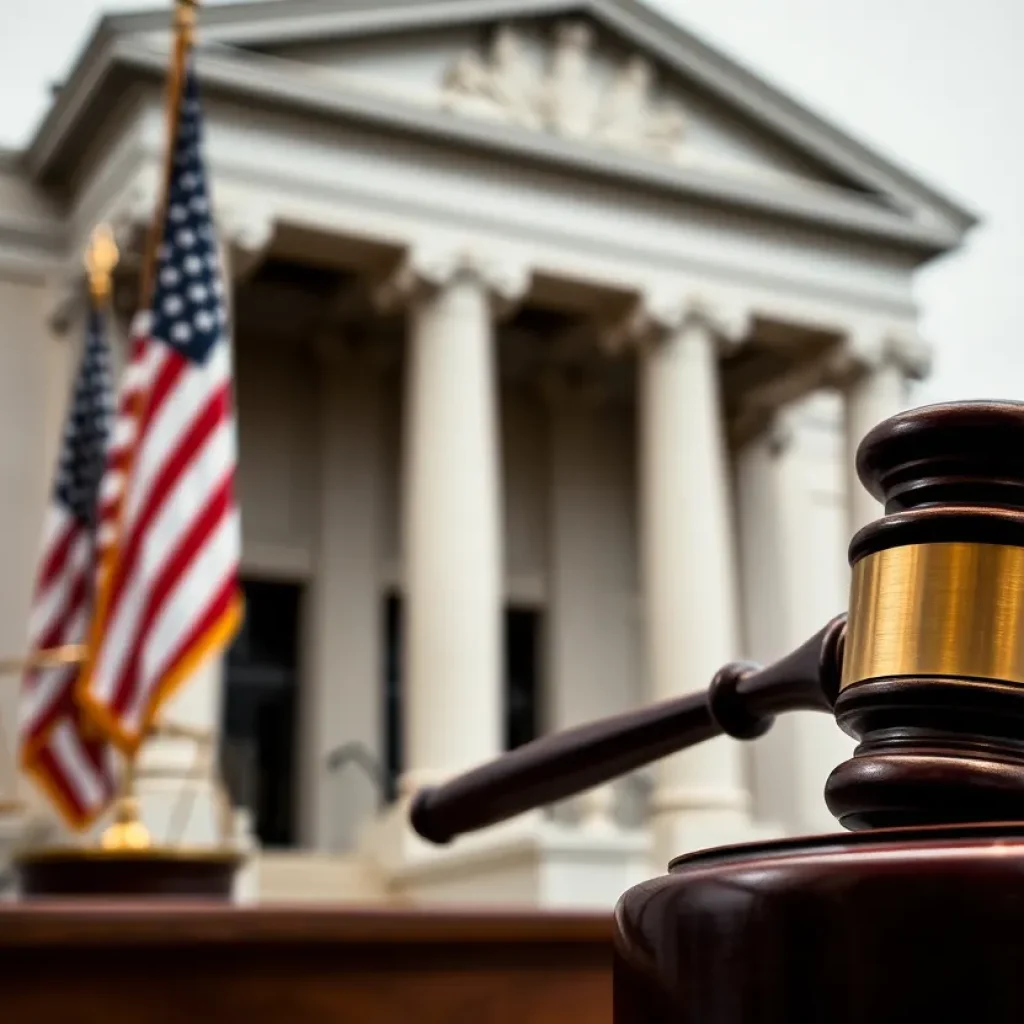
[
  {"left": 374, "top": 245, "right": 531, "bottom": 319},
  {"left": 835, "top": 323, "right": 932, "bottom": 382},
  {"left": 215, "top": 203, "right": 276, "bottom": 281},
  {"left": 105, "top": 181, "right": 158, "bottom": 252},
  {"left": 93, "top": 185, "right": 276, "bottom": 283},
  {"left": 601, "top": 288, "right": 750, "bottom": 356},
  {"left": 47, "top": 270, "right": 88, "bottom": 336}
]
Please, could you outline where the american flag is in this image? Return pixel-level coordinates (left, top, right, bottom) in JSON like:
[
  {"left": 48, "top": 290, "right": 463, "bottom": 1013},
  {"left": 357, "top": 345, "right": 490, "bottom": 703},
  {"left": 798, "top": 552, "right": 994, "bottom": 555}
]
[
  {"left": 78, "top": 61, "right": 243, "bottom": 753},
  {"left": 19, "top": 306, "right": 118, "bottom": 828}
]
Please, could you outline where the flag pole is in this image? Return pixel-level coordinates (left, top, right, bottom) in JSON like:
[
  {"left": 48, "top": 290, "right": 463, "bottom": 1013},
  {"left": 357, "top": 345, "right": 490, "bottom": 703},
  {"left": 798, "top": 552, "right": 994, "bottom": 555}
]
[
  {"left": 97, "top": 0, "right": 198, "bottom": 852},
  {"left": 84, "top": 0, "right": 198, "bottom": 674},
  {"left": 138, "top": 0, "right": 197, "bottom": 310}
]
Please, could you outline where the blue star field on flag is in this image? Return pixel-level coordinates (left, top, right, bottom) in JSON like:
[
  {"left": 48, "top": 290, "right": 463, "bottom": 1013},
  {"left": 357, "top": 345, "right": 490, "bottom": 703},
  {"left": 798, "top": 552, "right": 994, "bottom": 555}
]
[
  {"left": 149, "top": 63, "right": 228, "bottom": 366},
  {"left": 54, "top": 307, "right": 114, "bottom": 528}
]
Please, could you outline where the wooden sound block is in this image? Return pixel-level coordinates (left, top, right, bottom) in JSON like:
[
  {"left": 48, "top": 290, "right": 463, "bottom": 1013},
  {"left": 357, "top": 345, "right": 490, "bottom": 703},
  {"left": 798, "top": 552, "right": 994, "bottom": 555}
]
[
  {"left": 14, "top": 846, "right": 241, "bottom": 899},
  {"left": 614, "top": 823, "right": 1024, "bottom": 1023}
]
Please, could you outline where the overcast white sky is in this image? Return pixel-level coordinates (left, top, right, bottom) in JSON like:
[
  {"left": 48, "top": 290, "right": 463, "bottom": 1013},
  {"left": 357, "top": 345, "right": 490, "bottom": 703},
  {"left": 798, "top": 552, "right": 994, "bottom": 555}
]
[{"left": 0, "top": 0, "right": 1020, "bottom": 405}]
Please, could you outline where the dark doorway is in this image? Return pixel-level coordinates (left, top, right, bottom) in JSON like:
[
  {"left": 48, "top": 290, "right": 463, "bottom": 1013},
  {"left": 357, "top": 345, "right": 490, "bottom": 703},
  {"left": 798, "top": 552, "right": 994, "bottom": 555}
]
[
  {"left": 382, "top": 595, "right": 543, "bottom": 800},
  {"left": 505, "top": 606, "right": 541, "bottom": 751},
  {"left": 221, "top": 579, "right": 302, "bottom": 847}
]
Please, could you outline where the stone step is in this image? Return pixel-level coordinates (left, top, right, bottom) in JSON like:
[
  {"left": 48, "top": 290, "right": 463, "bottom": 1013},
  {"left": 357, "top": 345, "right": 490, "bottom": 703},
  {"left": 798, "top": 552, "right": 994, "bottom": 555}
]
[{"left": 247, "top": 850, "right": 400, "bottom": 905}]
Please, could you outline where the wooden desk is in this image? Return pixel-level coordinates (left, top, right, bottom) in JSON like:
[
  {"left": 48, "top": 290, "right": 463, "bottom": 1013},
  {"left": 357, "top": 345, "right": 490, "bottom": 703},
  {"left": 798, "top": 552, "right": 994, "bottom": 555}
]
[{"left": 0, "top": 903, "right": 613, "bottom": 1023}]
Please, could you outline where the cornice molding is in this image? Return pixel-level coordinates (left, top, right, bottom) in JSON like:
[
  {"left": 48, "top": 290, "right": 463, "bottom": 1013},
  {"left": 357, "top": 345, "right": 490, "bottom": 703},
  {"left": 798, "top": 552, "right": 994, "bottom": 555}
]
[
  {"left": 23, "top": 31, "right": 967, "bottom": 259},
  {"left": 0, "top": 215, "right": 66, "bottom": 281},
  {"left": 0, "top": 161, "right": 66, "bottom": 279},
  {"left": 216, "top": 204, "right": 277, "bottom": 281},
  {"left": 52, "top": 0, "right": 977, "bottom": 239}
]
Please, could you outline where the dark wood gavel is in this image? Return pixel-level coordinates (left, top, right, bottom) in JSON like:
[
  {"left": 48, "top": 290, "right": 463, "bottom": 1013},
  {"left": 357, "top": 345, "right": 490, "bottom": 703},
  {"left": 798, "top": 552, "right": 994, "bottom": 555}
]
[{"left": 410, "top": 616, "right": 845, "bottom": 843}]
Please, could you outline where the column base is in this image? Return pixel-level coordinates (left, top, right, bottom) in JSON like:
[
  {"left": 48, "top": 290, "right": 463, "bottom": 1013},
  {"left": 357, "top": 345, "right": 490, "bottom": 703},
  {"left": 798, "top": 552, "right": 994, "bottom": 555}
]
[{"left": 360, "top": 798, "right": 653, "bottom": 911}]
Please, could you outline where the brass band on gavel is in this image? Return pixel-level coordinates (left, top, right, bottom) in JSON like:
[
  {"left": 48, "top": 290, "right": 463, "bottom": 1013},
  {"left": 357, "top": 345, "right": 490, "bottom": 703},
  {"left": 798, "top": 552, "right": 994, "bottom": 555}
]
[{"left": 844, "top": 541, "right": 1024, "bottom": 689}]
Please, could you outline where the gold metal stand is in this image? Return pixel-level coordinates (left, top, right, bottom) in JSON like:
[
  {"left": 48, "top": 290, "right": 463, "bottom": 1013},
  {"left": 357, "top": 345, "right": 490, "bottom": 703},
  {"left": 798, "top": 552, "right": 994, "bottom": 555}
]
[{"left": 2, "top": 636, "right": 240, "bottom": 897}]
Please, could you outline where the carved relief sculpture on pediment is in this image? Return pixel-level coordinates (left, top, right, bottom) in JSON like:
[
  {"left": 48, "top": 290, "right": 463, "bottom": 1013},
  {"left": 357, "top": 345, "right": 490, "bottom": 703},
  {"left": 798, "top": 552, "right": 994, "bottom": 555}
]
[
  {"left": 441, "top": 20, "right": 687, "bottom": 163},
  {"left": 443, "top": 24, "right": 544, "bottom": 130}
]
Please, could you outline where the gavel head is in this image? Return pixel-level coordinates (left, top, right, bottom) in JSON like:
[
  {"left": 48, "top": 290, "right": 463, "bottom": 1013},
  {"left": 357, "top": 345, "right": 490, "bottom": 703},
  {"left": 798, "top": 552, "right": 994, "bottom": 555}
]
[{"left": 826, "top": 399, "right": 1024, "bottom": 830}]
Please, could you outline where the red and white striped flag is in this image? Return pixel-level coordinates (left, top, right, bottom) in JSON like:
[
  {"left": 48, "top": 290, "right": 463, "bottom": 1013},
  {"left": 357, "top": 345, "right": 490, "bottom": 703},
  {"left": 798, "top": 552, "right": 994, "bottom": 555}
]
[
  {"left": 19, "top": 306, "right": 118, "bottom": 827},
  {"left": 77, "top": 59, "right": 243, "bottom": 753}
]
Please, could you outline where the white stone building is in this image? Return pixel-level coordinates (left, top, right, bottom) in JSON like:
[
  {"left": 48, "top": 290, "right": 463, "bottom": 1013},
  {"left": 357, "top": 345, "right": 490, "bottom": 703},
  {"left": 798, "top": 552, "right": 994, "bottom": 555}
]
[{"left": 0, "top": 0, "right": 974, "bottom": 906}]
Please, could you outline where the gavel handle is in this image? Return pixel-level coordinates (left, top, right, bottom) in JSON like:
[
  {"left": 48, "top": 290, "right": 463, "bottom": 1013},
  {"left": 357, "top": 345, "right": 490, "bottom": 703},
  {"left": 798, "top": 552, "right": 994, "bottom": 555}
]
[{"left": 411, "top": 615, "right": 846, "bottom": 844}]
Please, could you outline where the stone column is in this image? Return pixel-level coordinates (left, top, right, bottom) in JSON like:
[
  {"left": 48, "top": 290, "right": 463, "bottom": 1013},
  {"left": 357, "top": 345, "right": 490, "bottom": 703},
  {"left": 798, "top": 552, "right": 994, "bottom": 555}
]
[
  {"left": 736, "top": 395, "right": 853, "bottom": 837},
  {"left": 542, "top": 367, "right": 642, "bottom": 830},
  {"left": 843, "top": 332, "right": 930, "bottom": 533},
  {"left": 611, "top": 293, "right": 754, "bottom": 867},
  {"left": 377, "top": 249, "right": 528, "bottom": 793},
  {"left": 300, "top": 335, "right": 383, "bottom": 851}
]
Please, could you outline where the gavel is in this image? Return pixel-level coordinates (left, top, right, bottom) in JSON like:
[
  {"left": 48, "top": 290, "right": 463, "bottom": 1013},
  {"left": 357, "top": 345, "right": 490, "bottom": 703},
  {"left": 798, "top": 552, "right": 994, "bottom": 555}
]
[{"left": 409, "top": 400, "right": 1024, "bottom": 1023}]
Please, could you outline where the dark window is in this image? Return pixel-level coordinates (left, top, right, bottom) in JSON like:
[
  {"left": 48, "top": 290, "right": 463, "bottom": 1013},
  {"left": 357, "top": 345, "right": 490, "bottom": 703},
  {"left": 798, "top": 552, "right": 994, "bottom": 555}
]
[
  {"left": 382, "top": 595, "right": 543, "bottom": 800},
  {"left": 221, "top": 580, "right": 301, "bottom": 847}
]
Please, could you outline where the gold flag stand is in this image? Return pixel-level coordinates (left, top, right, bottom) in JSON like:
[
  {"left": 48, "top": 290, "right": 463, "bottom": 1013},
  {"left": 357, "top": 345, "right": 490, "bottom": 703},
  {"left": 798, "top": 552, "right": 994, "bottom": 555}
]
[{"left": 3, "top": 634, "right": 241, "bottom": 900}]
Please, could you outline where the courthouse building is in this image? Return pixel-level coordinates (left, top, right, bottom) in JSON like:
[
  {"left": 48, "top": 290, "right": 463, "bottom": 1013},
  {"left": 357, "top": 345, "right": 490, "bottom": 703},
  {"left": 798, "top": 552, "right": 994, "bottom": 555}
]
[{"left": 0, "top": 0, "right": 973, "bottom": 905}]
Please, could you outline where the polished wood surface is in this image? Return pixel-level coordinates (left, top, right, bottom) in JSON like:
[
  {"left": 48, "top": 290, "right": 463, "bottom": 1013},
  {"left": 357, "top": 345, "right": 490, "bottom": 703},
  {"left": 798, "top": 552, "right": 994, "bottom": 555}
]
[
  {"left": 855, "top": 399, "right": 1024, "bottom": 514},
  {"left": 0, "top": 904, "right": 613, "bottom": 1024},
  {"left": 615, "top": 824, "right": 1024, "bottom": 1023}
]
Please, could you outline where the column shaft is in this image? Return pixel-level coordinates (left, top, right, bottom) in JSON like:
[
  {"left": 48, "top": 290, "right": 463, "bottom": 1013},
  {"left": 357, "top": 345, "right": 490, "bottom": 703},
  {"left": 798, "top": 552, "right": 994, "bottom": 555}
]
[
  {"left": 639, "top": 319, "right": 751, "bottom": 864},
  {"left": 736, "top": 397, "right": 853, "bottom": 836},
  {"left": 402, "top": 272, "right": 503, "bottom": 788},
  {"left": 301, "top": 351, "right": 382, "bottom": 850}
]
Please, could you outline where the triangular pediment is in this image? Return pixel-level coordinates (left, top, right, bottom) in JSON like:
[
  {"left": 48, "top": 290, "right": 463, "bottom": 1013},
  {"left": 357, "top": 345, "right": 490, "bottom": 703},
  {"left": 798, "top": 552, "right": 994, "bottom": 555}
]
[
  {"left": 28, "top": 0, "right": 976, "bottom": 249},
  {"left": 247, "top": 15, "right": 875, "bottom": 202}
]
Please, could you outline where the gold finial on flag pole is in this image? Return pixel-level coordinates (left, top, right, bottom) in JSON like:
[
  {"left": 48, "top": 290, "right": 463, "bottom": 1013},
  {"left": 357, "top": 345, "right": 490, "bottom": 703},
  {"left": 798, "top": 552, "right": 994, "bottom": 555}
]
[
  {"left": 175, "top": 0, "right": 199, "bottom": 39},
  {"left": 84, "top": 224, "right": 119, "bottom": 307},
  {"left": 98, "top": 0, "right": 205, "bottom": 857}
]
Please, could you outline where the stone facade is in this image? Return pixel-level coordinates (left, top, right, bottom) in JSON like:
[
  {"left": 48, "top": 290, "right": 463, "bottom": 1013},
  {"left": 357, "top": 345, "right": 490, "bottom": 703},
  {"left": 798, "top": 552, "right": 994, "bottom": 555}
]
[{"left": 0, "top": 0, "right": 974, "bottom": 905}]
